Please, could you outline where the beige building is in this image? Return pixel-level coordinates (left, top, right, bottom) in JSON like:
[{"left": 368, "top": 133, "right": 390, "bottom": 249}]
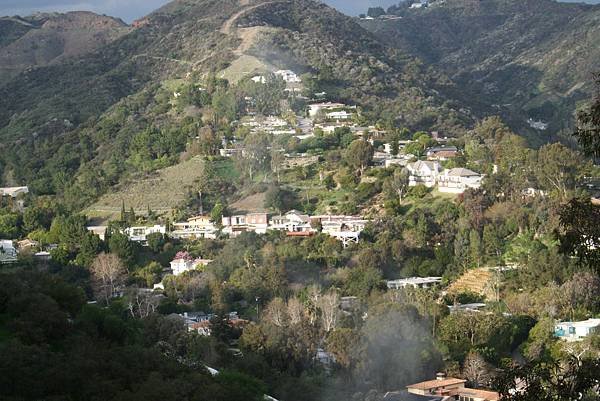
[{"left": 407, "top": 373, "right": 500, "bottom": 401}]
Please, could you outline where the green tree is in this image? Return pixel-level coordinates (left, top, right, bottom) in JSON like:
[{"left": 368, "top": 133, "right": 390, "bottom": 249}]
[
  {"left": 0, "top": 211, "right": 21, "bottom": 239},
  {"left": 404, "top": 141, "right": 425, "bottom": 157},
  {"left": 558, "top": 198, "right": 600, "bottom": 271},
  {"left": 211, "top": 202, "right": 225, "bottom": 227},
  {"left": 483, "top": 224, "right": 503, "bottom": 263},
  {"left": 454, "top": 228, "right": 471, "bottom": 271},
  {"left": 264, "top": 185, "right": 298, "bottom": 213},
  {"left": 535, "top": 143, "right": 584, "bottom": 200},
  {"left": 137, "top": 261, "right": 164, "bottom": 287},
  {"left": 237, "top": 132, "right": 272, "bottom": 180},
  {"left": 75, "top": 232, "right": 103, "bottom": 267},
  {"left": 58, "top": 215, "right": 88, "bottom": 253},
  {"left": 344, "top": 139, "right": 374, "bottom": 176},
  {"left": 496, "top": 356, "right": 600, "bottom": 401},
  {"left": 469, "top": 230, "right": 482, "bottom": 268},
  {"left": 573, "top": 74, "right": 600, "bottom": 159},
  {"left": 146, "top": 232, "right": 165, "bottom": 253},
  {"left": 108, "top": 232, "right": 136, "bottom": 267},
  {"left": 23, "top": 206, "right": 52, "bottom": 233}
]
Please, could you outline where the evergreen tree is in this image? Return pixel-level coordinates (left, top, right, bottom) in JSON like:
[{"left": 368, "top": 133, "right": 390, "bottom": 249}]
[
  {"left": 454, "top": 229, "right": 471, "bottom": 272},
  {"left": 483, "top": 225, "right": 503, "bottom": 263},
  {"left": 469, "top": 230, "right": 482, "bottom": 268}
]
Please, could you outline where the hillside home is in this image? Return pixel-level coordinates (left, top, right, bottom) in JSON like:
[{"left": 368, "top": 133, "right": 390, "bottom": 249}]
[
  {"left": 17, "top": 239, "right": 39, "bottom": 250},
  {"left": 554, "top": 319, "right": 600, "bottom": 341},
  {"left": 0, "top": 186, "right": 29, "bottom": 198},
  {"left": 383, "top": 140, "right": 412, "bottom": 155},
  {"left": 170, "top": 251, "right": 212, "bottom": 276},
  {"left": 87, "top": 226, "right": 108, "bottom": 241},
  {"left": 315, "top": 122, "right": 351, "bottom": 134},
  {"left": 427, "top": 146, "right": 458, "bottom": 161},
  {"left": 222, "top": 213, "right": 269, "bottom": 236},
  {"left": 0, "top": 240, "right": 17, "bottom": 264},
  {"left": 125, "top": 225, "right": 167, "bottom": 244},
  {"left": 251, "top": 75, "right": 266, "bottom": 83},
  {"left": 189, "top": 312, "right": 248, "bottom": 336},
  {"left": 406, "top": 161, "right": 442, "bottom": 187},
  {"left": 313, "top": 215, "right": 368, "bottom": 235},
  {"left": 180, "top": 311, "right": 211, "bottom": 328},
  {"left": 312, "top": 215, "right": 368, "bottom": 247},
  {"left": 327, "top": 110, "right": 353, "bottom": 120},
  {"left": 437, "top": 168, "right": 483, "bottom": 194},
  {"left": 308, "top": 102, "right": 347, "bottom": 118},
  {"left": 172, "top": 215, "right": 217, "bottom": 239},
  {"left": 271, "top": 210, "right": 312, "bottom": 233},
  {"left": 448, "top": 303, "right": 487, "bottom": 314},
  {"left": 385, "top": 158, "right": 410, "bottom": 168},
  {"left": 275, "top": 69, "right": 301, "bottom": 83},
  {"left": 387, "top": 277, "right": 442, "bottom": 289},
  {"left": 407, "top": 373, "right": 499, "bottom": 401}
]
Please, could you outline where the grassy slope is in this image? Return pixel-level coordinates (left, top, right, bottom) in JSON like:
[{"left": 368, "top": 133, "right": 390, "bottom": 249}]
[
  {"left": 87, "top": 156, "right": 207, "bottom": 222},
  {"left": 87, "top": 157, "right": 237, "bottom": 223}
]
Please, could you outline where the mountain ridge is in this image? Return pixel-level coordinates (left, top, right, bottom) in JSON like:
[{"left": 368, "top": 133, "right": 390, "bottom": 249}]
[
  {"left": 0, "top": 0, "right": 469, "bottom": 204},
  {"left": 360, "top": 0, "right": 600, "bottom": 142},
  {"left": 0, "top": 11, "right": 129, "bottom": 85}
]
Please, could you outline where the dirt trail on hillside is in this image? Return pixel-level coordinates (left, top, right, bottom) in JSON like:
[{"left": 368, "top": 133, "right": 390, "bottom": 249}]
[{"left": 220, "top": 1, "right": 281, "bottom": 35}]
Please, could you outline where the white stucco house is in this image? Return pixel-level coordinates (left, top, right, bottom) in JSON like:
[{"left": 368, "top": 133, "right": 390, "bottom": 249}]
[
  {"left": 387, "top": 277, "right": 442, "bottom": 289},
  {"left": 326, "top": 110, "right": 353, "bottom": 120},
  {"left": 437, "top": 168, "right": 483, "bottom": 194},
  {"left": 170, "top": 251, "right": 212, "bottom": 276},
  {"left": 308, "top": 102, "right": 347, "bottom": 118},
  {"left": 270, "top": 210, "right": 312, "bottom": 233},
  {"left": 171, "top": 215, "right": 217, "bottom": 239},
  {"left": 406, "top": 160, "right": 442, "bottom": 187},
  {"left": 125, "top": 225, "right": 167, "bottom": 244},
  {"left": 275, "top": 70, "right": 301, "bottom": 83},
  {"left": 555, "top": 319, "right": 600, "bottom": 341}
]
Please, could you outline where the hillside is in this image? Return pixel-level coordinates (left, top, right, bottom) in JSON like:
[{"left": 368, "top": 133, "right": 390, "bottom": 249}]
[
  {"left": 360, "top": 0, "right": 600, "bottom": 144},
  {"left": 0, "top": 0, "right": 469, "bottom": 209},
  {"left": 0, "top": 12, "right": 130, "bottom": 85}
]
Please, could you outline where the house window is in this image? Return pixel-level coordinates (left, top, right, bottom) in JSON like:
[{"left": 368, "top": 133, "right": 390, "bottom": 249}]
[{"left": 569, "top": 327, "right": 576, "bottom": 334}]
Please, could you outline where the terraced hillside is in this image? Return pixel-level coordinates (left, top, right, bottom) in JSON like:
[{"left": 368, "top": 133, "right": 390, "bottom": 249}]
[{"left": 446, "top": 267, "right": 500, "bottom": 300}]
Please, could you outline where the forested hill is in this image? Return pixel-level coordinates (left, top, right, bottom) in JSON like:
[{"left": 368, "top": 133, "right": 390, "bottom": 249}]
[
  {"left": 359, "top": 0, "right": 600, "bottom": 143},
  {"left": 0, "top": 0, "right": 467, "bottom": 208},
  {"left": 0, "top": 12, "right": 129, "bottom": 85}
]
